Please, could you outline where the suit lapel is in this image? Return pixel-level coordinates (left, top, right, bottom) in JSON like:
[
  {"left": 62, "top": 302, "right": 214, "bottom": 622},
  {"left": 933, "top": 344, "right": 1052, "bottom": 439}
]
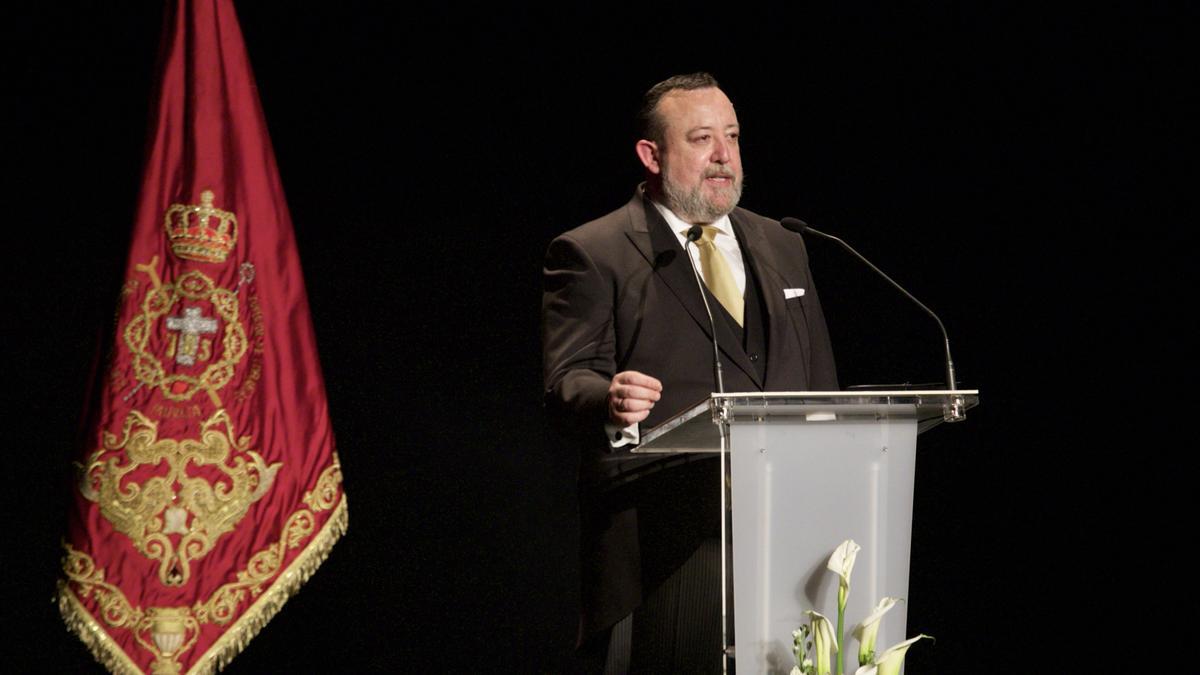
[
  {"left": 625, "top": 192, "right": 763, "bottom": 390},
  {"left": 734, "top": 211, "right": 807, "bottom": 390}
]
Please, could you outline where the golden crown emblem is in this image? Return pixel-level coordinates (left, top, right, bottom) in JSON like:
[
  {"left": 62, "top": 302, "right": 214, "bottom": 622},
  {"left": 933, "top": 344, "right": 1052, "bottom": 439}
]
[{"left": 163, "top": 189, "right": 238, "bottom": 263}]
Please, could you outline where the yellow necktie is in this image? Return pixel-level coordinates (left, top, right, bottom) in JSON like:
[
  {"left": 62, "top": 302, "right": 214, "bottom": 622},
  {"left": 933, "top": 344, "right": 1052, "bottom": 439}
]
[{"left": 692, "top": 225, "right": 743, "bottom": 326}]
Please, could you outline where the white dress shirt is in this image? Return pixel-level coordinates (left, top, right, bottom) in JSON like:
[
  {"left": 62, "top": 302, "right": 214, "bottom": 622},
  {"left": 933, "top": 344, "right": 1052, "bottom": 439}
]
[{"left": 652, "top": 201, "right": 746, "bottom": 296}]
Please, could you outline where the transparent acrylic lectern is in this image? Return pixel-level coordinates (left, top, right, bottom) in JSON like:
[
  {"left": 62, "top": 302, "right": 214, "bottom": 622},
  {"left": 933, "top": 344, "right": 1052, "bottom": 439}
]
[{"left": 628, "top": 390, "right": 979, "bottom": 674}]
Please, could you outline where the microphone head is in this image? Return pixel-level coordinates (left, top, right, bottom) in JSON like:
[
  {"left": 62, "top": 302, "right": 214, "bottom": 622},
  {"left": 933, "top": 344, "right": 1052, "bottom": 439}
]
[
  {"left": 686, "top": 225, "right": 704, "bottom": 242},
  {"left": 780, "top": 217, "right": 809, "bottom": 234}
]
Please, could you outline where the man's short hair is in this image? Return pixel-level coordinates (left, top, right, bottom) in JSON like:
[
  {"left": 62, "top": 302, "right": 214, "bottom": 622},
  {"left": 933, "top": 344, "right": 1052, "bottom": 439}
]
[{"left": 636, "top": 72, "right": 722, "bottom": 147}]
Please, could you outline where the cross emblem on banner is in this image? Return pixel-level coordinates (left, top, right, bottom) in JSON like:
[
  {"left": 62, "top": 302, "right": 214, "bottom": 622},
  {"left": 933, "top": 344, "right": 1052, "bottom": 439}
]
[{"left": 165, "top": 306, "right": 218, "bottom": 366}]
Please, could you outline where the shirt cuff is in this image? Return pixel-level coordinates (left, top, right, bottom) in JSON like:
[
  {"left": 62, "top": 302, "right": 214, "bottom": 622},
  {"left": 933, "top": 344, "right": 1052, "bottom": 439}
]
[{"left": 605, "top": 421, "right": 640, "bottom": 448}]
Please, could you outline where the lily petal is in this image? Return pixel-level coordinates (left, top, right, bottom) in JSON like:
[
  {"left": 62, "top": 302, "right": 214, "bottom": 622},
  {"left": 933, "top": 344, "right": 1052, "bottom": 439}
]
[
  {"left": 852, "top": 597, "right": 900, "bottom": 638},
  {"left": 851, "top": 596, "right": 901, "bottom": 665},
  {"left": 806, "top": 610, "right": 838, "bottom": 675},
  {"left": 874, "top": 634, "right": 933, "bottom": 675},
  {"left": 827, "top": 539, "right": 861, "bottom": 588}
]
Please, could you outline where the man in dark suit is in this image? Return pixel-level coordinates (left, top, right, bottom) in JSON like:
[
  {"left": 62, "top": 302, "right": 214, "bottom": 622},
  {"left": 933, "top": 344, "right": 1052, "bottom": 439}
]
[{"left": 542, "top": 73, "right": 838, "bottom": 672}]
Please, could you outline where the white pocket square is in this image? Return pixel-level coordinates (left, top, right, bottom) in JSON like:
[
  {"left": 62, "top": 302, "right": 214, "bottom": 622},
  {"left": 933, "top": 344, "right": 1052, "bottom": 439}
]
[{"left": 784, "top": 288, "right": 806, "bottom": 299}]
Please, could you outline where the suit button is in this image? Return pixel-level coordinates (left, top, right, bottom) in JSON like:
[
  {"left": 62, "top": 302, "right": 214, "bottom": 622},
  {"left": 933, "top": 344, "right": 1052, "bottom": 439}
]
[{"left": 749, "top": 353, "right": 759, "bottom": 362}]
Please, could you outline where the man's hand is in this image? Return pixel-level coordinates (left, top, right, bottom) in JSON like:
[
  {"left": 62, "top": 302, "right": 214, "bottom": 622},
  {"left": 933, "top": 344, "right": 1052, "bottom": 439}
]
[{"left": 607, "top": 371, "right": 663, "bottom": 427}]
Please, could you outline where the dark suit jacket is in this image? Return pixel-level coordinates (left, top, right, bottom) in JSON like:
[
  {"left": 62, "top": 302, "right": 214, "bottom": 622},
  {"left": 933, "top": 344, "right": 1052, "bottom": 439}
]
[{"left": 542, "top": 188, "right": 838, "bottom": 642}]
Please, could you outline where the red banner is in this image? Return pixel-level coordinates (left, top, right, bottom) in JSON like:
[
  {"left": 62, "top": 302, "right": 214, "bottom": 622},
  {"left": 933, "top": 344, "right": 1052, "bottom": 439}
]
[{"left": 58, "top": 1, "right": 347, "bottom": 673}]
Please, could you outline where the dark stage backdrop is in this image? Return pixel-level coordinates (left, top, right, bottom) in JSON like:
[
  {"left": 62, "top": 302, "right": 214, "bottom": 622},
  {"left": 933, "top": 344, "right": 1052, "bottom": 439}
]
[{"left": 6, "top": 3, "right": 1185, "bottom": 673}]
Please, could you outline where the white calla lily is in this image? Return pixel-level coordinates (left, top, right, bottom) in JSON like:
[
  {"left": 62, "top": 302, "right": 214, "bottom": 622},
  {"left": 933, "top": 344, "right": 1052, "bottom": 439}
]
[
  {"left": 851, "top": 596, "right": 900, "bottom": 666},
  {"left": 805, "top": 610, "right": 838, "bottom": 675},
  {"left": 826, "top": 539, "right": 861, "bottom": 589},
  {"left": 791, "top": 541, "right": 930, "bottom": 675},
  {"left": 826, "top": 539, "right": 860, "bottom": 674},
  {"left": 873, "top": 634, "right": 932, "bottom": 675}
]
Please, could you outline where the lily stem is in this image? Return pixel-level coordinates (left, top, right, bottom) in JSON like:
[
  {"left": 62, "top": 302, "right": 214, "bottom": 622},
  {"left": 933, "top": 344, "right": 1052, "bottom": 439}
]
[{"left": 836, "top": 584, "right": 846, "bottom": 675}]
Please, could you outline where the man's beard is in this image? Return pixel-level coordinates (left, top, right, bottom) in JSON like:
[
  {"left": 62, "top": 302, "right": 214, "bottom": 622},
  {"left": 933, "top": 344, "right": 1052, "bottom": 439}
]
[{"left": 661, "top": 165, "right": 743, "bottom": 224}]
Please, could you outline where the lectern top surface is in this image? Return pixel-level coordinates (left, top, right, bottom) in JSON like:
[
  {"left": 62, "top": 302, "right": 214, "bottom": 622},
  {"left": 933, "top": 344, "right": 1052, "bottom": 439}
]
[{"left": 632, "top": 390, "right": 979, "bottom": 454}]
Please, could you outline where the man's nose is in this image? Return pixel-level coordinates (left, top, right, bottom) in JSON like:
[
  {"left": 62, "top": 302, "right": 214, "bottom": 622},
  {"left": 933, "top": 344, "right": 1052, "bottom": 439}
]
[{"left": 711, "top": 137, "right": 732, "bottom": 163}]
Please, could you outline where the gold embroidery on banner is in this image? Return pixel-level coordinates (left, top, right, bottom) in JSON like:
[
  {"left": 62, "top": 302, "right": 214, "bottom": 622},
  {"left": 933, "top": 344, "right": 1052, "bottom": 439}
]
[
  {"left": 302, "top": 460, "right": 343, "bottom": 512},
  {"left": 124, "top": 257, "right": 247, "bottom": 404},
  {"left": 62, "top": 544, "right": 144, "bottom": 630},
  {"left": 63, "top": 545, "right": 203, "bottom": 675},
  {"left": 164, "top": 189, "right": 238, "bottom": 264},
  {"left": 193, "top": 507, "right": 316, "bottom": 625},
  {"left": 62, "top": 459, "right": 345, "bottom": 675},
  {"left": 140, "top": 608, "right": 200, "bottom": 675},
  {"left": 78, "top": 409, "right": 282, "bottom": 586},
  {"left": 195, "top": 459, "right": 343, "bottom": 627}
]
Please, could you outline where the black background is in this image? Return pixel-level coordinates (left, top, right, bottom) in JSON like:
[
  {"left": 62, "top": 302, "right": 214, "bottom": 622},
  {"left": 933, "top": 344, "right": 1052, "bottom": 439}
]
[{"left": 5, "top": 2, "right": 1188, "bottom": 672}]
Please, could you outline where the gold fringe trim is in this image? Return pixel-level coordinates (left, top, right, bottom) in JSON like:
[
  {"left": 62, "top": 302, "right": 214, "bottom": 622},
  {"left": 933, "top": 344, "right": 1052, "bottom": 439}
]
[
  {"left": 58, "top": 496, "right": 349, "bottom": 675},
  {"left": 58, "top": 585, "right": 145, "bottom": 675}
]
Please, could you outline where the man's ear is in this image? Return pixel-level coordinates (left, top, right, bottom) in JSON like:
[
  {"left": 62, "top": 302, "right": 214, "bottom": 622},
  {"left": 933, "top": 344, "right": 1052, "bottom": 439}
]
[{"left": 635, "top": 139, "right": 661, "bottom": 175}]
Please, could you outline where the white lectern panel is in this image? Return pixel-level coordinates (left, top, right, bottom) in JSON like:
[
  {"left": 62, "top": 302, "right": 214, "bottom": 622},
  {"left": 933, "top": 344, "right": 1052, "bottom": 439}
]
[{"left": 729, "top": 412, "right": 918, "bottom": 673}]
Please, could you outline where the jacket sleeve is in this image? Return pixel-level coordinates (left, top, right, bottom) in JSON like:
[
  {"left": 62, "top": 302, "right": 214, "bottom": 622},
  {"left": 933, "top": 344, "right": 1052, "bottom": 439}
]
[{"left": 541, "top": 233, "right": 617, "bottom": 426}]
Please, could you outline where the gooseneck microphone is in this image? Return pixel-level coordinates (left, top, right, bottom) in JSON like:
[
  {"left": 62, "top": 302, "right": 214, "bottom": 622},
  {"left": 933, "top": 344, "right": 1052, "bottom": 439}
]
[
  {"left": 685, "top": 225, "right": 734, "bottom": 667},
  {"left": 685, "top": 225, "right": 726, "bottom": 395},
  {"left": 781, "top": 217, "right": 965, "bottom": 422}
]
